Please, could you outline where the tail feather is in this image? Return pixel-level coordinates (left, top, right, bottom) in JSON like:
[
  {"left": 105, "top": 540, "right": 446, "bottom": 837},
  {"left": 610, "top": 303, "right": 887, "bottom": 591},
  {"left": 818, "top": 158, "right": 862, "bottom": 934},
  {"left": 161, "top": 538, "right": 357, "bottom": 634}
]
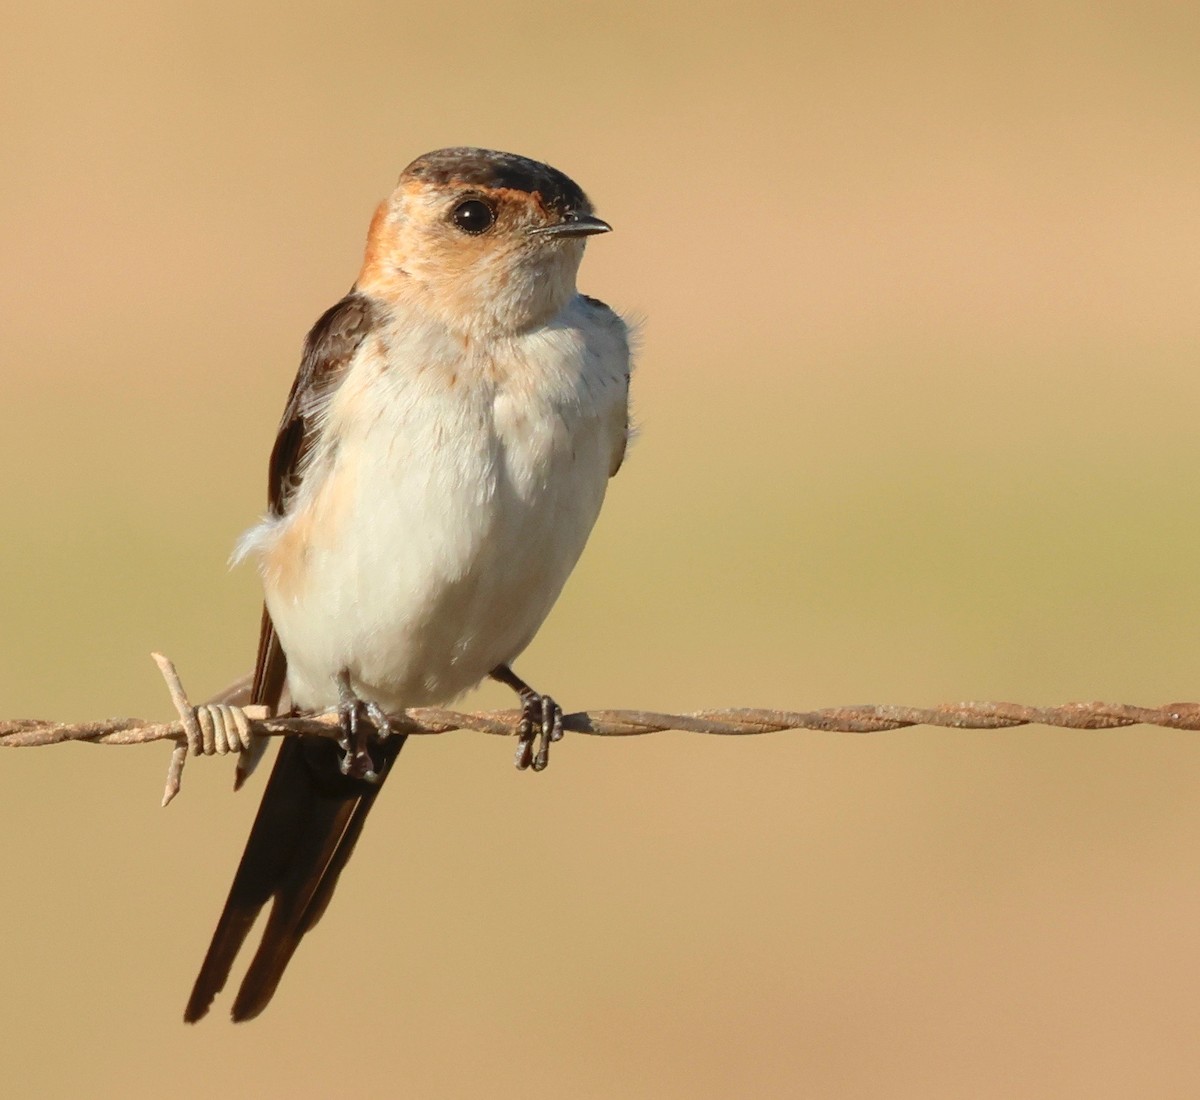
[{"left": 184, "top": 733, "right": 406, "bottom": 1023}]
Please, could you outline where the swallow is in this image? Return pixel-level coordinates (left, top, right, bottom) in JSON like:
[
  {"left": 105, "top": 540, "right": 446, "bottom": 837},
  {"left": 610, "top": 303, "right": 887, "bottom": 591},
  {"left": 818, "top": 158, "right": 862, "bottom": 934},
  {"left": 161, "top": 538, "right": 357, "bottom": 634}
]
[{"left": 184, "top": 147, "right": 630, "bottom": 1022}]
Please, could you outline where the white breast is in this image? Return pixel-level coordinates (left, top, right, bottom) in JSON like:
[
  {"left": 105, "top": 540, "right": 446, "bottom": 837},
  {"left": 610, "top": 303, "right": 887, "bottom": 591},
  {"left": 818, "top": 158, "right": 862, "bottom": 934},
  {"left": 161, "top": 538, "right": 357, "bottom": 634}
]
[{"left": 243, "top": 295, "right": 629, "bottom": 712}]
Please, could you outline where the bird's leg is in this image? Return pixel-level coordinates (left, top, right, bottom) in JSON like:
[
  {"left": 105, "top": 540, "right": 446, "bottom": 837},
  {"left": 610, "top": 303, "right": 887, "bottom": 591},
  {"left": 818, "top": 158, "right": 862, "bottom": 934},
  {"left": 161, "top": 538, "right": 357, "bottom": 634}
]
[
  {"left": 333, "top": 671, "right": 391, "bottom": 782},
  {"left": 489, "top": 664, "right": 564, "bottom": 772}
]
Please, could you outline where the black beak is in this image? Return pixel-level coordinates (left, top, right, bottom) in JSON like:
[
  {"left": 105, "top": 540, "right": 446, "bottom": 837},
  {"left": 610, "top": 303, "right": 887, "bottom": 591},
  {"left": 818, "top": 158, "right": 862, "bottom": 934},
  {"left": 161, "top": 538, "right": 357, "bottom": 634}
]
[{"left": 531, "top": 212, "right": 613, "bottom": 239}]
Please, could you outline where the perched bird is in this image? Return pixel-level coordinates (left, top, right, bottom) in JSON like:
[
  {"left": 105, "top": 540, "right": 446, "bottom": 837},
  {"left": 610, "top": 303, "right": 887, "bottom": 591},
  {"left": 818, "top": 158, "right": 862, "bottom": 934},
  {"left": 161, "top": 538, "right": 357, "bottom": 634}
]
[{"left": 184, "top": 148, "right": 631, "bottom": 1022}]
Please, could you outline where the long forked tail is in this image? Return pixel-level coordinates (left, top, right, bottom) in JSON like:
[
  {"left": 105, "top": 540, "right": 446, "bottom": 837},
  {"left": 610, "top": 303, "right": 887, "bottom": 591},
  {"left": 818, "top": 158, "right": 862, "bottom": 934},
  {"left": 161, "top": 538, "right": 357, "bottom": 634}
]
[{"left": 184, "top": 732, "right": 406, "bottom": 1023}]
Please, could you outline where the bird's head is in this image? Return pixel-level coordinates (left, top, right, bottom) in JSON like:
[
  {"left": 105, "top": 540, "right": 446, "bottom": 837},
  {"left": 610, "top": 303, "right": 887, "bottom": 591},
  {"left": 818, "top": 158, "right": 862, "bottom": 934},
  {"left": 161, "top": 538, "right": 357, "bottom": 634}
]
[{"left": 356, "top": 147, "right": 611, "bottom": 337}]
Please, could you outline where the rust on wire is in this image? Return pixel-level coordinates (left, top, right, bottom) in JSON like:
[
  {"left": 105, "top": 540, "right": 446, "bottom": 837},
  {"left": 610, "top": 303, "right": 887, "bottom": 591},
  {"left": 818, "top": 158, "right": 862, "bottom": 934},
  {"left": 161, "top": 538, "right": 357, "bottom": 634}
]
[
  {"left": 6, "top": 691, "right": 1200, "bottom": 753},
  {"left": 3, "top": 655, "right": 1200, "bottom": 804}
]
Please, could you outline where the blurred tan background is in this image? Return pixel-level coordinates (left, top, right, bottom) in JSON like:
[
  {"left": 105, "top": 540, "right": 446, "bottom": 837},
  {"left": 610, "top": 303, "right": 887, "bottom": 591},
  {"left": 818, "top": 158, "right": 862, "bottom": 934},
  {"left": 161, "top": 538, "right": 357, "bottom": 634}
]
[{"left": 3, "top": 1, "right": 1200, "bottom": 1096}]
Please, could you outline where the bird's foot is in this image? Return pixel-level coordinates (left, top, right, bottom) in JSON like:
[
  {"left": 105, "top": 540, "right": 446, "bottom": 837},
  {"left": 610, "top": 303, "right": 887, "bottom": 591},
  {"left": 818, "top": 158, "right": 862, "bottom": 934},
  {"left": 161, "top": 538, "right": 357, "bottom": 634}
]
[
  {"left": 515, "top": 690, "right": 564, "bottom": 772},
  {"left": 333, "top": 674, "right": 391, "bottom": 783},
  {"left": 488, "top": 665, "right": 565, "bottom": 772}
]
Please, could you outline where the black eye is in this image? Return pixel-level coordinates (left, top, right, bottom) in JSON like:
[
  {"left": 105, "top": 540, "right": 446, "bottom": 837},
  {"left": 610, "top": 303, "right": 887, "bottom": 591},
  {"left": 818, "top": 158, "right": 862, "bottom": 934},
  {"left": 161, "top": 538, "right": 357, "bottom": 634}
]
[{"left": 451, "top": 199, "right": 495, "bottom": 235}]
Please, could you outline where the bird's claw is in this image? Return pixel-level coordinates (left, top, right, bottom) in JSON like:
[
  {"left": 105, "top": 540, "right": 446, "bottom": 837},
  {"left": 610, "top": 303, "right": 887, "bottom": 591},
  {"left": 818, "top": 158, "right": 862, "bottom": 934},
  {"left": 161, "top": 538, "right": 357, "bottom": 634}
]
[
  {"left": 515, "top": 692, "right": 563, "bottom": 772},
  {"left": 332, "top": 676, "right": 389, "bottom": 783}
]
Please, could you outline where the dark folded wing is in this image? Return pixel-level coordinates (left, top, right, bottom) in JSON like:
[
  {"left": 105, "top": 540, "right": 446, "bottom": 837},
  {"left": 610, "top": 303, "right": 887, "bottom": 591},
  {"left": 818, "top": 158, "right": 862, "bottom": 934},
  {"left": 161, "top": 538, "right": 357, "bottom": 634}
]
[
  {"left": 250, "top": 291, "right": 380, "bottom": 708},
  {"left": 186, "top": 291, "right": 387, "bottom": 1023}
]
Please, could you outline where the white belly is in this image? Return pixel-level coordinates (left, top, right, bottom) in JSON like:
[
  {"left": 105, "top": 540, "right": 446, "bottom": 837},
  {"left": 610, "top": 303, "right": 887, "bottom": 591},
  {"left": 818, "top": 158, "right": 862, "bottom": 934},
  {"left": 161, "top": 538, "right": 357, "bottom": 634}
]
[{"left": 245, "top": 323, "right": 622, "bottom": 712}]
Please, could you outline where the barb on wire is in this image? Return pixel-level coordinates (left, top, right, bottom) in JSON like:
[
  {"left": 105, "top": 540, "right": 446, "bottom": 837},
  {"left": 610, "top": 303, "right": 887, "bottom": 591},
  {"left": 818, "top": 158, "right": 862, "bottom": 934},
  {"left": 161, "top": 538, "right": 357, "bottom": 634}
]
[{"left": 2, "top": 654, "right": 1199, "bottom": 805}]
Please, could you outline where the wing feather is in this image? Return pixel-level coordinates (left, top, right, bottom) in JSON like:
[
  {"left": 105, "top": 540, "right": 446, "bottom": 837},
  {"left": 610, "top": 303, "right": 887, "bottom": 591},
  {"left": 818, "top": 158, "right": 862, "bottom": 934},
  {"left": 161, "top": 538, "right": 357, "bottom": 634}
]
[
  {"left": 250, "top": 291, "right": 379, "bottom": 708},
  {"left": 186, "top": 291, "right": 388, "bottom": 1023}
]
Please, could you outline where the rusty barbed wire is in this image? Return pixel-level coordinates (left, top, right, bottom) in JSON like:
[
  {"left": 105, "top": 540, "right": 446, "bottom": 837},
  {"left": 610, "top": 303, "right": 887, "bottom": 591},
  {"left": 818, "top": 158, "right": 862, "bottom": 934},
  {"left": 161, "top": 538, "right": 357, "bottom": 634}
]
[
  {"left": 12, "top": 696, "right": 1200, "bottom": 746},
  {"left": 3, "top": 654, "right": 1199, "bottom": 805},
  {"left": 9, "top": 699, "right": 1200, "bottom": 745}
]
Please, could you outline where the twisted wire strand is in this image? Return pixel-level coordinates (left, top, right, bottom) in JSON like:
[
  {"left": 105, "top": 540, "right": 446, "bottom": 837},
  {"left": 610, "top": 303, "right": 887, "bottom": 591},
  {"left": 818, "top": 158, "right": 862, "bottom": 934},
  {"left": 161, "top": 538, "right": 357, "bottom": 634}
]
[
  {"left": 4, "top": 654, "right": 1199, "bottom": 805},
  {"left": 7, "top": 699, "right": 1200, "bottom": 749}
]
